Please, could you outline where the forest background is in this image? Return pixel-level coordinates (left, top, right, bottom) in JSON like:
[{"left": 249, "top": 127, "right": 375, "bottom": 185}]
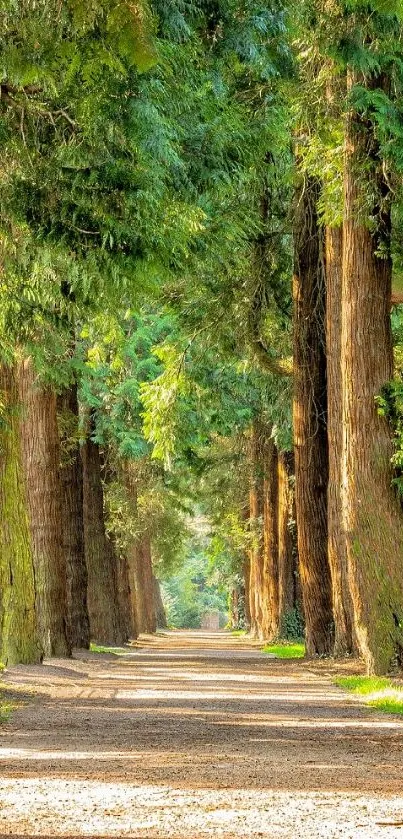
[{"left": 1, "top": 0, "right": 403, "bottom": 675}]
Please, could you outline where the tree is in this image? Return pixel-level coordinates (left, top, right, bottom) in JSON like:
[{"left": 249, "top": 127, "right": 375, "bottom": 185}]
[
  {"left": 0, "top": 365, "right": 42, "bottom": 665},
  {"left": 293, "top": 174, "right": 333, "bottom": 656},
  {"left": 58, "top": 385, "right": 90, "bottom": 649}
]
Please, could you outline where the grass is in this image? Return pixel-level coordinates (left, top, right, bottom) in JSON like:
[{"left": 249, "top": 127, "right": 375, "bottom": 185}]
[
  {"left": 0, "top": 695, "right": 15, "bottom": 723},
  {"left": 0, "top": 673, "right": 16, "bottom": 724},
  {"left": 334, "top": 675, "right": 403, "bottom": 717},
  {"left": 89, "top": 643, "right": 130, "bottom": 656},
  {"left": 231, "top": 629, "right": 247, "bottom": 637},
  {"left": 262, "top": 642, "right": 305, "bottom": 659}
]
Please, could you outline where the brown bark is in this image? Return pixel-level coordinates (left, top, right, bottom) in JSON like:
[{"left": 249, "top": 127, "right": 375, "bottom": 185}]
[
  {"left": 133, "top": 534, "right": 157, "bottom": 634},
  {"left": 243, "top": 553, "right": 251, "bottom": 631},
  {"left": 262, "top": 437, "right": 279, "bottom": 641},
  {"left": 18, "top": 359, "right": 70, "bottom": 658},
  {"left": 82, "top": 432, "right": 125, "bottom": 645},
  {"left": 248, "top": 424, "right": 264, "bottom": 639},
  {"left": 57, "top": 386, "right": 90, "bottom": 650},
  {"left": 153, "top": 575, "right": 167, "bottom": 629},
  {"left": 116, "top": 551, "right": 137, "bottom": 641},
  {"left": 278, "top": 451, "right": 297, "bottom": 627},
  {"left": 0, "top": 365, "right": 42, "bottom": 665},
  {"left": 230, "top": 587, "right": 239, "bottom": 629},
  {"left": 293, "top": 175, "right": 334, "bottom": 656},
  {"left": 325, "top": 226, "right": 357, "bottom": 656},
  {"left": 341, "top": 70, "right": 403, "bottom": 673}
]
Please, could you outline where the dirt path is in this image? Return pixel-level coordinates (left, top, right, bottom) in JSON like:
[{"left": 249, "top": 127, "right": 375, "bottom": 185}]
[{"left": 1, "top": 630, "right": 403, "bottom": 838}]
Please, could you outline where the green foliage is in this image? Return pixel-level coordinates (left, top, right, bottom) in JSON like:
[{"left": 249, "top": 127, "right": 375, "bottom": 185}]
[
  {"left": 161, "top": 532, "right": 228, "bottom": 628},
  {"left": 280, "top": 606, "right": 305, "bottom": 641},
  {"left": 376, "top": 373, "right": 403, "bottom": 496}
]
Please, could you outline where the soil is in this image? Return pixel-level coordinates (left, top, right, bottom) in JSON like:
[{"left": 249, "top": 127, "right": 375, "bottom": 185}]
[{"left": 1, "top": 630, "right": 403, "bottom": 838}]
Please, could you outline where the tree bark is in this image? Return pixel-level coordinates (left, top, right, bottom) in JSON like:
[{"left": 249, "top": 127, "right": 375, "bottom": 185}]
[
  {"left": 278, "top": 451, "right": 297, "bottom": 627},
  {"left": 325, "top": 225, "right": 357, "bottom": 656},
  {"left": 0, "top": 365, "right": 42, "bottom": 665},
  {"left": 18, "top": 359, "right": 70, "bottom": 658},
  {"left": 82, "top": 432, "right": 125, "bottom": 645},
  {"left": 133, "top": 534, "right": 157, "bottom": 634},
  {"left": 341, "top": 70, "right": 403, "bottom": 673},
  {"left": 293, "top": 175, "right": 334, "bottom": 656},
  {"left": 116, "top": 551, "right": 136, "bottom": 641},
  {"left": 153, "top": 575, "right": 167, "bottom": 629},
  {"left": 243, "top": 553, "right": 251, "bottom": 631},
  {"left": 262, "top": 437, "right": 279, "bottom": 640},
  {"left": 57, "top": 385, "right": 90, "bottom": 650},
  {"left": 248, "top": 424, "right": 264, "bottom": 639}
]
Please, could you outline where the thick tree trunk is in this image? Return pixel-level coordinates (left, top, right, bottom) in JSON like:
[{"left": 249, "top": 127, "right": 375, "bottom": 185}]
[
  {"left": 0, "top": 365, "right": 42, "bottom": 665},
  {"left": 278, "top": 451, "right": 297, "bottom": 628},
  {"left": 82, "top": 433, "right": 125, "bottom": 645},
  {"left": 248, "top": 424, "right": 264, "bottom": 639},
  {"left": 57, "top": 386, "right": 90, "bottom": 650},
  {"left": 116, "top": 551, "right": 136, "bottom": 641},
  {"left": 134, "top": 534, "right": 157, "bottom": 634},
  {"left": 243, "top": 553, "right": 251, "bottom": 630},
  {"left": 293, "top": 176, "right": 334, "bottom": 656},
  {"left": 341, "top": 71, "right": 403, "bottom": 673},
  {"left": 153, "top": 575, "right": 167, "bottom": 629},
  {"left": 18, "top": 359, "right": 70, "bottom": 658},
  {"left": 325, "top": 226, "right": 357, "bottom": 656},
  {"left": 262, "top": 437, "right": 279, "bottom": 641}
]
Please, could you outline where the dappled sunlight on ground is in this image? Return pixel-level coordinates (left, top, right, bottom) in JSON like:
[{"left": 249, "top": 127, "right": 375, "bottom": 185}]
[{"left": 1, "top": 630, "right": 403, "bottom": 837}]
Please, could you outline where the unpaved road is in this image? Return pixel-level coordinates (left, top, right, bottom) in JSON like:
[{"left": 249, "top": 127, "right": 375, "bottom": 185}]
[{"left": 1, "top": 630, "right": 403, "bottom": 838}]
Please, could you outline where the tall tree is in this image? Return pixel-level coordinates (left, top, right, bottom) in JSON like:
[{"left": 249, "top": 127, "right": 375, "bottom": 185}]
[
  {"left": 58, "top": 385, "right": 90, "bottom": 650},
  {"left": 82, "top": 430, "right": 125, "bottom": 645},
  {"left": 18, "top": 359, "right": 70, "bottom": 658},
  {"left": 325, "top": 225, "right": 357, "bottom": 656},
  {"left": 340, "top": 65, "right": 403, "bottom": 673},
  {"left": 0, "top": 365, "right": 42, "bottom": 665},
  {"left": 293, "top": 174, "right": 333, "bottom": 656}
]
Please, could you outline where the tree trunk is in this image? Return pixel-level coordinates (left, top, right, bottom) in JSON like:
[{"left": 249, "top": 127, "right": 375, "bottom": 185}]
[
  {"left": 325, "top": 225, "right": 357, "bottom": 656},
  {"left": 243, "top": 553, "right": 251, "bottom": 631},
  {"left": 153, "top": 575, "right": 167, "bottom": 629},
  {"left": 293, "top": 175, "right": 333, "bottom": 656},
  {"left": 116, "top": 551, "right": 136, "bottom": 641},
  {"left": 248, "top": 424, "right": 264, "bottom": 639},
  {"left": 341, "top": 70, "right": 403, "bottom": 673},
  {"left": 278, "top": 451, "right": 297, "bottom": 627},
  {"left": 18, "top": 359, "right": 70, "bottom": 658},
  {"left": 57, "top": 386, "right": 90, "bottom": 650},
  {"left": 134, "top": 534, "right": 157, "bottom": 634},
  {"left": 0, "top": 365, "right": 42, "bottom": 665},
  {"left": 262, "top": 437, "right": 279, "bottom": 640},
  {"left": 82, "top": 433, "right": 125, "bottom": 645}
]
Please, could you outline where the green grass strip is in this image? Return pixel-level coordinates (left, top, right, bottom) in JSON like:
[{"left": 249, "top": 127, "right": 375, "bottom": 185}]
[
  {"left": 0, "top": 682, "right": 16, "bottom": 724},
  {"left": 262, "top": 642, "right": 305, "bottom": 659},
  {"left": 89, "top": 643, "right": 130, "bottom": 656},
  {"left": 335, "top": 675, "right": 403, "bottom": 717}
]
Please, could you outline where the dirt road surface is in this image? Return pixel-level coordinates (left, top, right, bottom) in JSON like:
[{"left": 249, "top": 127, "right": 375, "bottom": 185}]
[{"left": 1, "top": 630, "right": 403, "bottom": 838}]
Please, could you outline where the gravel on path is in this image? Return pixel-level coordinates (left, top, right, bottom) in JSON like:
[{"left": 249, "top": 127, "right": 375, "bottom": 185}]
[{"left": 1, "top": 630, "right": 403, "bottom": 838}]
